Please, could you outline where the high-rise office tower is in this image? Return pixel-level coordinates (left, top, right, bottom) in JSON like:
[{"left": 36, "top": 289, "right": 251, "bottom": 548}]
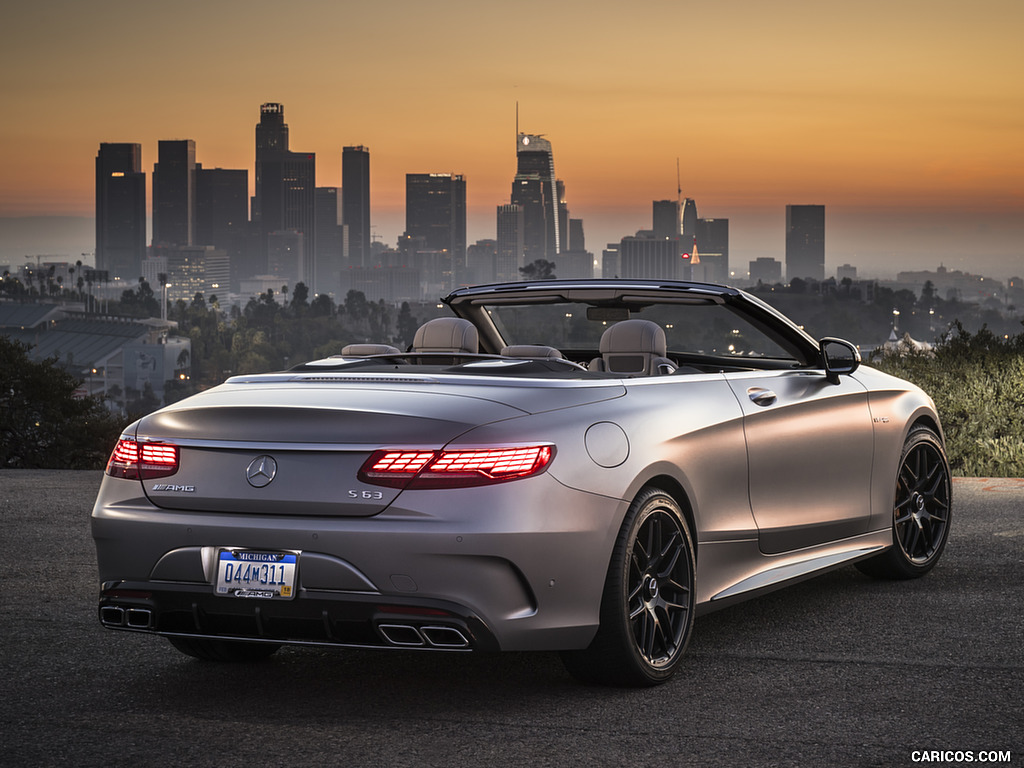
[
  {"left": 786, "top": 205, "right": 825, "bottom": 281},
  {"left": 253, "top": 103, "right": 287, "bottom": 228},
  {"left": 152, "top": 140, "right": 196, "bottom": 247},
  {"left": 619, "top": 236, "right": 683, "bottom": 280},
  {"left": 195, "top": 168, "right": 247, "bottom": 246},
  {"left": 696, "top": 217, "right": 730, "bottom": 284},
  {"left": 405, "top": 173, "right": 467, "bottom": 256},
  {"left": 653, "top": 200, "right": 681, "bottom": 239},
  {"left": 405, "top": 173, "right": 467, "bottom": 292},
  {"left": 195, "top": 167, "right": 249, "bottom": 290},
  {"left": 95, "top": 143, "right": 146, "bottom": 280},
  {"left": 467, "top": 239, "right": 498, "bottom": 285},
  {"left": 315, "top": 186, "right": 343, "bottom": 297},
  {"left": 512, "top": 134, "right": 560, "bottom": 261},
  {"left": 496, "top": 204, "right": 525, "bottom": 282},
  {"left": 556, "top": 218, "right": 593, "bottom": 279},
  {"left": 568, "top": 218, "right": 585, "bottom": 252},
  {"left": 681, "top": 198, "right": 699, "bottom": 241},
  {"left": 253, "top": 103, "right": 316, "bottom": 286},
  {"left": 342, "top": 145, "right": 370, "bottom": 267},
  {"left": 556, "top": 179, "right": 569, "bottom": 256}
]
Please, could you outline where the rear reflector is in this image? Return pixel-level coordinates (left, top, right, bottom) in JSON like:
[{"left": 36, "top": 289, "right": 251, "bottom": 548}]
[
  {"left": 106, "top": 437, "right": 179, "bottom": 480},
  {"left": 359, "top": 445, "right": 554, "bottom": 489}
]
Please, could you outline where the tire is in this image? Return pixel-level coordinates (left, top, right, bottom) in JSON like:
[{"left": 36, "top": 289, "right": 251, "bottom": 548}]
[
  {"left": 857, "top": 425, "right": 952, "bottom": 580},
  {"left": 168, "top": 636, "right": 282, "bottom": 663},
  {"left": 562, "top": 487, "right": 696, "bottom": 687}
]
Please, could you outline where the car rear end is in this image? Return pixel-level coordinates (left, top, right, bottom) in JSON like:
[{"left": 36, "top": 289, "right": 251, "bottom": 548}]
[{"left": 92, "top": 371, "right": 628, "bottom": 655}]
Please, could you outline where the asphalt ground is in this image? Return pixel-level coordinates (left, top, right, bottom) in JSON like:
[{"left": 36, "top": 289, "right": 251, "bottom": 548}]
[{"left": 1, "top": 471, "right": 1021, "bottom": 768}]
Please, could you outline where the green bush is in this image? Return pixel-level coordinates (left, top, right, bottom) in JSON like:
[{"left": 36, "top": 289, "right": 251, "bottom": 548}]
[
  {"left": 0, "top": 336, "right": 125, "bottom": 469},
  {"left": 872, "top": 323, "right": 1024, "bottom": 477}
]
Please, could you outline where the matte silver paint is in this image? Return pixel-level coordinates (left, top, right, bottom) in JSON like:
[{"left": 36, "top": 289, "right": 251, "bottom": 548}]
[{"left": 92, "top": 280, "right": 946, "bottom": 658}]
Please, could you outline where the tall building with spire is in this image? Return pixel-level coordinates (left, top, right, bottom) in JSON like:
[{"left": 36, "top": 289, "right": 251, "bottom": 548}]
[
  {"left": 95, "top": 143, "right": 146, "bottom": 279},
  {"left": 253, "top": 103, "right": 316, "bottom": 288},
  {"left": 512, "top": 133, "right": 560, "bottom": 261}
]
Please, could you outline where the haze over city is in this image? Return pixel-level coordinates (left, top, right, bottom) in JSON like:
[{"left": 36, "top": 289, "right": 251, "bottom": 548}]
[{"left": 1, "top": 0, "right": 1021, "bottom": 281}]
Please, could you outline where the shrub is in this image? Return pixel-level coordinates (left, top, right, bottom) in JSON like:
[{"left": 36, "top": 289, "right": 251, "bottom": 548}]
[
  {"left": 872, "top": 323, "right": 1024, "bottom": 477},
  {"left": 0, "top": 336, "right": 125, "bottom": 469}
]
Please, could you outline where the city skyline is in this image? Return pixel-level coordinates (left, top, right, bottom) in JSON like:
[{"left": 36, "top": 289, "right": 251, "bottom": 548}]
[{"left": 1, "top": 0, "right": 1022, "bottom": 281}]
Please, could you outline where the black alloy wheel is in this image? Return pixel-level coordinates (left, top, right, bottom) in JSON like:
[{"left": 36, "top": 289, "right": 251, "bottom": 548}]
[
  {"left": 562, "top": 487, "right": 695, "bottom": 686},
  {"left": 858, "top": 426, "right": 952, "bottom": 579}
]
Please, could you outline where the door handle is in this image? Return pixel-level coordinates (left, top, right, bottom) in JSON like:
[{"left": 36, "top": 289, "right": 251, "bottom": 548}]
[{"left": 747, "top": 387, "right": 777, "bottom": 407}]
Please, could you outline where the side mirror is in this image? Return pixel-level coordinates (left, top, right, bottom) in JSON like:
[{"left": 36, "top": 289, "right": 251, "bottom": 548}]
[{"left": 820, "top": 337, "right": 861, "bottom": 384}]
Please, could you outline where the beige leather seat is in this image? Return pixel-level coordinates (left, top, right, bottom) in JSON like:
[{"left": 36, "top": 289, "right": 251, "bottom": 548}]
[
  {"left": 589, "top": 319, "right": 676, "bottom": 376},
  {"left": 412, "top": 317, "right": 479, "bottom": 358}
]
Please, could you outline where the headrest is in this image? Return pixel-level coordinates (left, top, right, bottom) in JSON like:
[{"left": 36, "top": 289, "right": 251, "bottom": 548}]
[
  {"left": 412, "top": 317, "right": 479, "bottom": 354},
  {"left": 599, "top": 319, "right": 667, "bottom": 356},
  {"left": 341, "top": 344, "right": 401, "bottom": 356},
  {"left": 500, "top": 345, "right": 563, "bottom": 359}
]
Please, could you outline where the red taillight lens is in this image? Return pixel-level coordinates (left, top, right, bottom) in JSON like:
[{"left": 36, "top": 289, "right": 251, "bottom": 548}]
[
  {"left": 359, "top": 445, "right": 554, "bottom": 489},
  {"left": 105, "top": 438, "right": 179, "bottom": 480}
]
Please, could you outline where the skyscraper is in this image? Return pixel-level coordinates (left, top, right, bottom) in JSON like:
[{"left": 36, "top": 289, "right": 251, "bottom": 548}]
[
  {"left": 652, "top": 200, "right": 681, "bottom": 240},
  {"left": 696, "top": 217, "right": 730, "bottom": 284},
  {"left": 95, "top": 143, "right": 146, "bottom": 280},
  {"left": 152, "top": 140, "right": 196, "bottom": 247},
  {"left": 195, "top": 167, "right": 249, "bottom": 290},
  {"left": 512, "top": 134, "right": 560, "bottom": 261},
  {"left": 619, "top": 236, "right": 683, "bottom": 280},
  {"left": 405, "top": 173, "right": 467, "bottom": 292},
  {"left": 405, "top": 173, "right": 466, "bottom": 256},
  {"left": 253, "top": 104, "right": 316, "bottom": 286},
  {"left": 315, "top": 186, "right": 343, "bottom": 297},
  {"left": 786, "top": 204, "right": 825, "bottom": 281},
  {"left": 681, "top": 198, "right": 699, "bottom": 241},
  {"left": 496, "top": 204, "right": 525, "bottom": 282},
  {"left": 342, "top": 145, "right": 370, "bottom": 267}
]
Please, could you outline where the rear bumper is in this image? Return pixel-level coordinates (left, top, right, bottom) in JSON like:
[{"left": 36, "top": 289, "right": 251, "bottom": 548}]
[
  {"left": 98, "top": 581, "right": 493, "bottom": 651},
  {"left": 91, "top": 473, "right": 628, "bottom": 653}
]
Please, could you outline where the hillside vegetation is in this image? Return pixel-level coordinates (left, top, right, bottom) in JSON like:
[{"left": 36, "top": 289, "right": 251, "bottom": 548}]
[{"left": 871, "top": 324, "right": 1024, "bottom": 477}]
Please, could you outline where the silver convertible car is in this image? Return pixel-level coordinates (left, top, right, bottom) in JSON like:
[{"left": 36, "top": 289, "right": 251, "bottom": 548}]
[{"left": 92, "top": 280, "right": 952, "bottom": 686}]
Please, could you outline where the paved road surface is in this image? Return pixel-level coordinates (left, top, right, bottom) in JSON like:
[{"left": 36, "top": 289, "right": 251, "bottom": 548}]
[{"left": 1, "top": 472, "right": 1021, "bottom": 767}]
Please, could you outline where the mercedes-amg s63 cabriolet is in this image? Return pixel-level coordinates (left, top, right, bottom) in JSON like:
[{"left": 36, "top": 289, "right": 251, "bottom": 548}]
[{"left": 93, "top": 280, "right": 951, "bottom": 686}]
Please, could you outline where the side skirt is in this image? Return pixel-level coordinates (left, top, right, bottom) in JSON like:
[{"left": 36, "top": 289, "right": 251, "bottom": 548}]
[{"left": 695, "top": 529, "right": 891, "bottom": 616}]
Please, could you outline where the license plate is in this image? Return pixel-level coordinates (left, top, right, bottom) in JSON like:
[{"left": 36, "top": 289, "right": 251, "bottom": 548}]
[{"left": 215, "top": 549, "right": 298, "bottom": 599}]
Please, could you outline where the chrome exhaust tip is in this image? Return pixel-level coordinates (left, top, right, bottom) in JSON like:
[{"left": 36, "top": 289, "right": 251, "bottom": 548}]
[
  {"left": 125, "top": 608, "right": 152, "bottom": 629},
  {"left": 100, "top": 606, "right": 125, "bottom": 626},
  {"left": 377, "top": 623, "right": 425, "bottom": 646},
  {"left": 420, "top": 625, "right": 470, "bottom": 648}
]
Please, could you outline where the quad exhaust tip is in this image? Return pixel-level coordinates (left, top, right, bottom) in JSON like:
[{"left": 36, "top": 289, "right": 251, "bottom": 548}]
[
  {"left": 100, "top": 605, "right": 153, "bottom": 629},
  {"left": 377, "top": 623, "right": 470, "bottom": 649}
]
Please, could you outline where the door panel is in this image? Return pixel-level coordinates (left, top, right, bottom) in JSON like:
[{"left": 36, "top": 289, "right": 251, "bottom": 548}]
[{"left": 726, "top": 370, "right": 874, "bottom": 554}]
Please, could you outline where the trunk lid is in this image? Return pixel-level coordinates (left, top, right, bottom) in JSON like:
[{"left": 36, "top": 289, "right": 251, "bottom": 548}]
[{"left": 135, "top": 372, "right": 623, "bottom": 516}]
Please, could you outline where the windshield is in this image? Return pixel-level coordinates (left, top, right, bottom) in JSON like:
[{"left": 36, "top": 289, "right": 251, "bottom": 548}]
[{"left": 482, "top": 299, "right": 800, "bottom": 361}]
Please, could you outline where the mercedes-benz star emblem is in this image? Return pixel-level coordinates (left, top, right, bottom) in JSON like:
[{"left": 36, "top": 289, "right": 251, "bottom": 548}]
[{"left": 246, "top": 456, "right": 278, "bottom": 488}]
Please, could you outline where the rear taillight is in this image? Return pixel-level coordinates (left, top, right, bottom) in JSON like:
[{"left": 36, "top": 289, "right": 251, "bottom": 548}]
[
  {"left": 105, "top": 438, "right": 179, "bottom": 480},
  {"left": 359, "top": 445, "right": 554, "bottom": 489}
]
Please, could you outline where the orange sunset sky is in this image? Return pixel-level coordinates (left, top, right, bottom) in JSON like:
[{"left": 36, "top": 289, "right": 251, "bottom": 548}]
[{"left": 2, "top": 0, "right": 1022, "bottom": 279}]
